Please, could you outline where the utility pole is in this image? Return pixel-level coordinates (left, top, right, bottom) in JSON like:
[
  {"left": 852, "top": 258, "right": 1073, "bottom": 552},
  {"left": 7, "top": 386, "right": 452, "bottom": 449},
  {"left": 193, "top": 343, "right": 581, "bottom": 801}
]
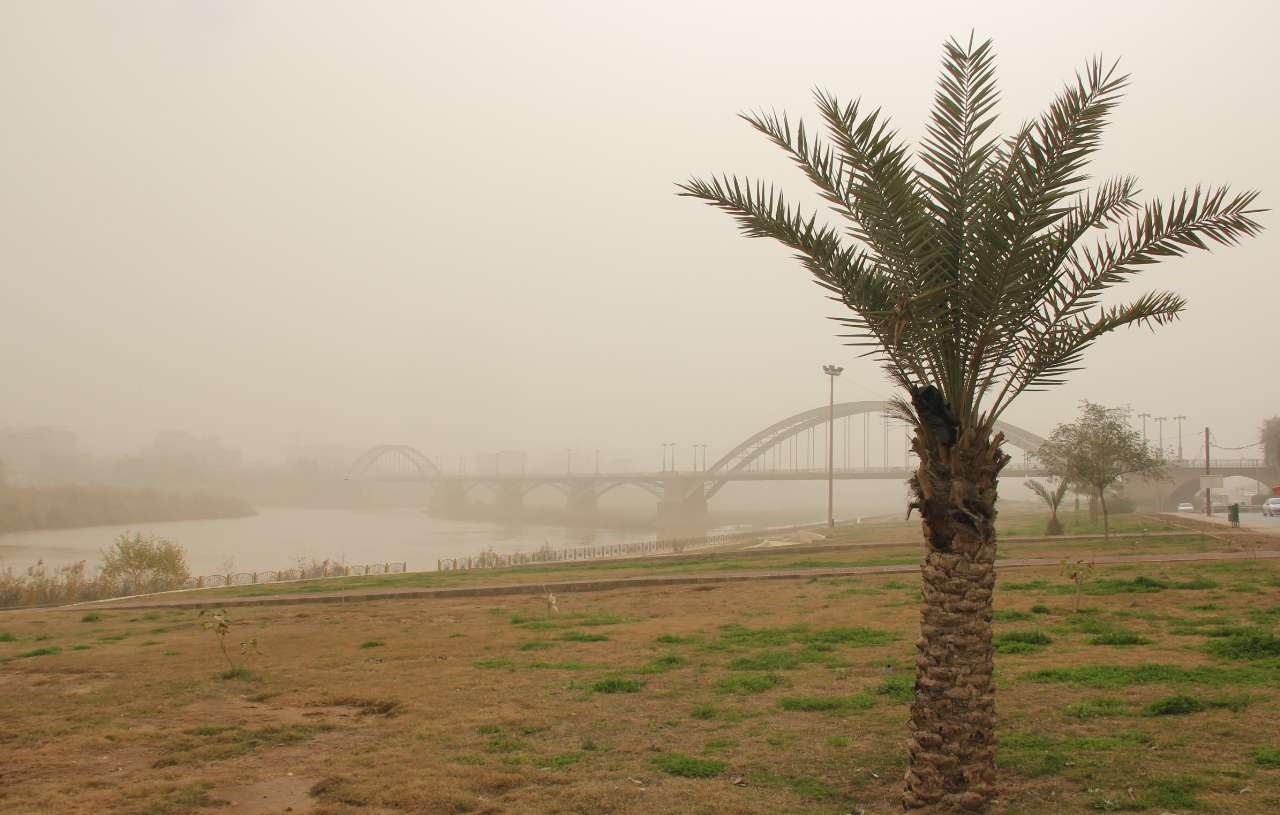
[
  {"left": 823, "top": 365, "right": 843, "bottom": 528},
  {"left": 1138, "top": 412, "right": 1151, "bottom": 446},
  {"left": 1204, "top": 427, "right": 1212, "bottom": 517},
  {"left": 1173, "top": 415, "right": 1186, "bottom": 461}
]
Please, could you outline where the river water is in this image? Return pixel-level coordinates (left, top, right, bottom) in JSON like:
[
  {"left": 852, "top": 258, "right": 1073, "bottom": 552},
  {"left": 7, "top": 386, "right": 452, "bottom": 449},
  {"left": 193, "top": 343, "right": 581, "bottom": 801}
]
[{"left": 0, "top": 507, "right": 701, "bottom": 577}]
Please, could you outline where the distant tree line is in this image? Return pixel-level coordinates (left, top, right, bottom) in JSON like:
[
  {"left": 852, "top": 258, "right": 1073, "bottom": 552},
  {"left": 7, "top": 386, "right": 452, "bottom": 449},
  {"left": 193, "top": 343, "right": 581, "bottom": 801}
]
[{"left": 0, "top": 483, "right": 253, "bottom": 535}]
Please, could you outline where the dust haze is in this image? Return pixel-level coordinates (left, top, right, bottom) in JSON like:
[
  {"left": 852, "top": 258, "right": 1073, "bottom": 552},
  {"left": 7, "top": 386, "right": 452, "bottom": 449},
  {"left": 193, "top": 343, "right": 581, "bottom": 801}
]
[{"left": 2, "top": 1, "right": 1276, "bottom": 515}]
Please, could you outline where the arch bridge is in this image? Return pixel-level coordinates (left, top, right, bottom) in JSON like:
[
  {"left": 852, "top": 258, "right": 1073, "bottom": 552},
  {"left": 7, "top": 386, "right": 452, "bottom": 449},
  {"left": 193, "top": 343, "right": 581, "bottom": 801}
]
[{"left": 350, "top": 401, "right": 1049, "bottom": 532}]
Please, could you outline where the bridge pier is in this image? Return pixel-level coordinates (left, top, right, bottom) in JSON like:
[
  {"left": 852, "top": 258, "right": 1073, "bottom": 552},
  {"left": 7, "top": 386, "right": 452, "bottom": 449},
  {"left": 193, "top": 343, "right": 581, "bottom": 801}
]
[
  {"left": 657, "top": 477, "right": 708, "bottom": 540},
  {"left": 497, "top": 482, "right": 524, "bottom": 517},
  {"left": 567, "top": 483, "right": 598, "bottom": 520},
  {"left": 429, "top": 482, "right": 467, "bottom": 515}
]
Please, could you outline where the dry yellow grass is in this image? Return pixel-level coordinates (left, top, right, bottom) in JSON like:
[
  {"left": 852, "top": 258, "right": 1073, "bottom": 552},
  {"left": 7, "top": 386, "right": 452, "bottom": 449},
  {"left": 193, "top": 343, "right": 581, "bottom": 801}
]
[{"left": 1, "top": 551, "right": 1278, "bottom": 814}]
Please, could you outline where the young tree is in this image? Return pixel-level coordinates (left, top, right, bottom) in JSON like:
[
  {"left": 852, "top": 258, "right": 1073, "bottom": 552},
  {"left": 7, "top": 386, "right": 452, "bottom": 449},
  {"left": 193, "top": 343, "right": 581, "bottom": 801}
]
[
  {"left": 1035, "top": 403, "right": 1164, "bottom": 538},
  {"left": 100, "top": 532, "right": 190, "bottom": 593},
  {"left": 1025, "top": 478, "right": 1069, "bottom": 535},
  {"left": 679, "top": 35, "right": 1262, "bottom": 811},
  {"left": 1262, "top": 416, "right": 1280, "bottom": 471}
]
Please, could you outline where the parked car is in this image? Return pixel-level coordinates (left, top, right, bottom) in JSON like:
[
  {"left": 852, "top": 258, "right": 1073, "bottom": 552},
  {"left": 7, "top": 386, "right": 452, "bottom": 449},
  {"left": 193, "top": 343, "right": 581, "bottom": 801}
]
[
  {"left": 1263, "top": 497, "right": 1280, "bottom": 517},
  {"left": 1177, "top": 502, "right": 1195, "bottom": 512}
]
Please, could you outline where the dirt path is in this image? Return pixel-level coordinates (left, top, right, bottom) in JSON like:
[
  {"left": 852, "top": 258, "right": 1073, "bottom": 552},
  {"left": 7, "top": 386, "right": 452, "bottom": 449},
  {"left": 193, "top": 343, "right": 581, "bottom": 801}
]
[{"left": 64, "top": 548, "right": 1280, "bottom": 612}]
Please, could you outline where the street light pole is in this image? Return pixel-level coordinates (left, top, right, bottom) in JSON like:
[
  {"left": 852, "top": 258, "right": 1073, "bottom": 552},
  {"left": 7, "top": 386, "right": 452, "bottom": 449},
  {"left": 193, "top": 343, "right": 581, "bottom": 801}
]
[
  {"left": 823, "top": 365, "right": 844, "bottom": 528},
  {"left": 1138, "top": 412, "right": 1150, "bottom": 446},
  {"left": 1173, "top": 415, "right": 1187, "bottom": 461},
  {"left": 1155, "top": 417, "right": 1167, "bottom": 459}
]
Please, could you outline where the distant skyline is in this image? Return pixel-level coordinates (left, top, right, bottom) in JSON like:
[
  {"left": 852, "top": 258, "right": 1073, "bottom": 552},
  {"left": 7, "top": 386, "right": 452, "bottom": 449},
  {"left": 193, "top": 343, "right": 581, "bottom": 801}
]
[{"left": 2, "top": 1, "right": 1275, "bottom": 467}]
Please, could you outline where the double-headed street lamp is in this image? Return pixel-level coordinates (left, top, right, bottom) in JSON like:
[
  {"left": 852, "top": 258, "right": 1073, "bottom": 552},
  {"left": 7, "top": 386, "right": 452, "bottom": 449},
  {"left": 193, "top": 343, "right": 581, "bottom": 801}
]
[
  {"left": 1155, "top": 417, "right": 1167, "bottom": 460},
  {"left": 823, "top": 364, "right": 844, "bottom": 528},
  {"left": 1137, "top": 412, "right": 1151, "bottom": 446},
  {"left": 1173, "top": 415, "right": 1187, "bottom": 461}
]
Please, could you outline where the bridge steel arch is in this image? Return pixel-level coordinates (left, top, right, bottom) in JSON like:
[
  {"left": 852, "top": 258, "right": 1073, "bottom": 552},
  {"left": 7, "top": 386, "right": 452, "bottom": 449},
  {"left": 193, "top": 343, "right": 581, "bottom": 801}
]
[
  {"left": 348, "top": 445, "right": 442, "bottom": 479},
  {"left": 702, "top": 401, "right": 1047, "bottom": 500}
]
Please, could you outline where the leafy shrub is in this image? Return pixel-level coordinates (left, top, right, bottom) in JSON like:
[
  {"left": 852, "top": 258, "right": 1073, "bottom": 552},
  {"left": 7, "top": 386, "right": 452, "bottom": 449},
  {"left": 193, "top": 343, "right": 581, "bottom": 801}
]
[
  {"left": 100, "top": 533, "right": 191, "bottom": 594},
  {"left": 1030, "top": 605, "right": 1051, "bottom": 615},
  {"left": 80, "top": 613, "right": 102, "bottom": 623}
]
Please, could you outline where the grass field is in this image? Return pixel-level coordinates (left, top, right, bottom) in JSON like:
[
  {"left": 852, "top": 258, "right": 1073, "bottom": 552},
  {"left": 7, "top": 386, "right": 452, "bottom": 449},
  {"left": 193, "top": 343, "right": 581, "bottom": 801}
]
[{"left": 2, "top": 523, "right": 1279, "bottom": 814}]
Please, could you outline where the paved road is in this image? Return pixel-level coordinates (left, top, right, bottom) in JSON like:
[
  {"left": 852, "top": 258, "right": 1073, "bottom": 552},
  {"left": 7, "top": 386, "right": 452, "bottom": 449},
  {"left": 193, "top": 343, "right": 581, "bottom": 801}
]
[{"left": 57, "top": 548, "right": 1280, "bottom": 613}]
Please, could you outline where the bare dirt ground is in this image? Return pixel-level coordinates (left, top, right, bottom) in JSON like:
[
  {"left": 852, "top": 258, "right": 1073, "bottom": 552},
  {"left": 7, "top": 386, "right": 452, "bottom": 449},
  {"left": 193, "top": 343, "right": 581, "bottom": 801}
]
[{"left": 2, "top": 533, "right": 1279, "bottom": 814}]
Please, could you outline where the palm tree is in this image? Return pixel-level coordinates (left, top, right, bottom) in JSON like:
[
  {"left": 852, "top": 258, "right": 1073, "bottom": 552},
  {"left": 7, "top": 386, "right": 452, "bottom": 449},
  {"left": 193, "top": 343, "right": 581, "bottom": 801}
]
[
  {"left": 679, "top": 35, "right": 1263, "bottom": 812},
  {"left": 1025, "top": 478, "right": 1069, "bottom": 535}
]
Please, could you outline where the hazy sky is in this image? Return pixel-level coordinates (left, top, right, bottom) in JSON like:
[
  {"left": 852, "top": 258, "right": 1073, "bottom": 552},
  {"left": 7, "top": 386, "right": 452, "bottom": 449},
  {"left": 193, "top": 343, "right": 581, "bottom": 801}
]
[{"left": 2, "top": 0, "right": 1276, "bottom": 469}]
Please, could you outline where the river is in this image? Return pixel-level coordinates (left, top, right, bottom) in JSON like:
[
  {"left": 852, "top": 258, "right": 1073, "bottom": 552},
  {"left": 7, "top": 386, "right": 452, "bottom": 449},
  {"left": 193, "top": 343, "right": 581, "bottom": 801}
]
[{"left": 0, "top": 507, "right": 715, "bottom": 577}]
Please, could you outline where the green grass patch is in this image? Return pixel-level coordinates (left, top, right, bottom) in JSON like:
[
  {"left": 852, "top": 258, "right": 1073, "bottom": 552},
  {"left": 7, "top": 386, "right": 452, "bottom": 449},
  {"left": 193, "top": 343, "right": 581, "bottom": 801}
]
[
  {"left": 1252, "top": 748, "right": 1280, "bottom": 769},
  {"left": 1030, "top": 604, "right": 1051, "bottom": 614},
  {"left": 717, "top": 623, "right": 893, "bottom": 649},
  {"left": 1025, "top": 663, "right": 1280, "bottom": 688},
  {"left": 1090, "top": 775, "right": 1205, "bottom": 811},
  {"left": 473, "top": 659, "right": 514, "bottom": 669},
  {"left": 541, "top": 751, "right": 583, "bottom": 768},
  {"left": 97, "top": 632, "right": 128, "bottom": 642},
  {"left": 1203, "top": 629, "right": 1280, "bottom": 660},
  {"left": 218, "top": 666, "right": 257, "bottom": 681},
  {"left": 876, "top": 674, "right": 913, "bottom": 702},
  {"left": 16, "top": 646, "right": 60, "bottom": 659},
  {"left": 715, "top": 672, "right": 785, "bottom": 695},
  {"left": 1089, "top": 631, "right": 1152, "bottom": 646},
  {"left": 653, "top": 752, "right": 724, "bottom": 778},
  {"left": 517, "top": 641, "right": 555, "bottom": 651},
  {"left": 1144, "top": 694, "right": 1204, "bottom": 715},
  {"left": 728, "top": 650, "right": 812, "bottom": 671},
  {"left": 560, "top": 630, "right": 609, "bottom": 642},
  {"left": 994, "top": 610, "right": 1034, "bottom": 622},
  {"left": 635, "top": 654, "right": 687, "bottom": 674},
  {"left": 655, "top": 634, "right": 697, "bottom": 645},
  {"left": 0, "top": 632, "right": 15, "bottom": 642},
  {"left": 80, "top": 613, "right": 102, "bottom": 623},
  {"left": 359, "top": 639, "right": 384, "bottom": 649},
  {"left": 690, "top": 704, "right": 718, "bottom": 720},
  {"left": 1064, "top": 698, "right": 1128, "bottom": 719},
  {"left": 995, "top": 630, "right": 1052, "bottom": 654},
  {"left": 778, "top": 694, "right": 875, "bottom": 713},
  {"left": 591, "top": 678, "right": 643, "bottom": 694}
]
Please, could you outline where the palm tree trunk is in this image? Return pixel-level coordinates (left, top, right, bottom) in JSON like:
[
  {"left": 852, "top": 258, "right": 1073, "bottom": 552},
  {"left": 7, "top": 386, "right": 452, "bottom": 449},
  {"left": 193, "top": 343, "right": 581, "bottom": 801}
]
[{"left": 904, "top": 426, "right": 1009, "bottom": 813}]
